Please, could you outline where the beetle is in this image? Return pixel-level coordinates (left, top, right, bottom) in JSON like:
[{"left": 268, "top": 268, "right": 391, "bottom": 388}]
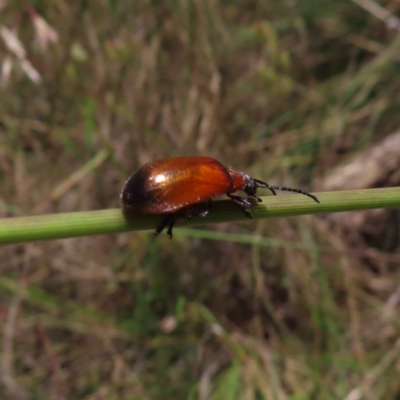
[{"left": 121, "top": 156, "right": 320, "bottom": 238}]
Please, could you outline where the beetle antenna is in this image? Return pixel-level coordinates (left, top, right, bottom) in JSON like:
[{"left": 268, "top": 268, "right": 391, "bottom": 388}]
[{"left": 254, "top": 179, "right": 320, "bottom": 203}]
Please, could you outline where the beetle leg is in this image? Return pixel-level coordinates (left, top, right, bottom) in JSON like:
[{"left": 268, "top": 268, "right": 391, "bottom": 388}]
[
  {"left": 251, "top": 194, "right": 262, "bottom": 202},
  {"left": 227, "top": 194, "right": 253, "bottom": 219},
  {"left": 178, "top": 200, "right": 212, "bottom": 220},
  {"left": 155, "top": 201, "right": 212, "bottom": 239},
  {"left": 155, "top": 216, "right": 175, "bottom": 239},
  {"left": 192, "top": 199, "right": 212, "bottom": 218},
  {"left": 166, "top": 219, "right": 175, "bottom": 239}
]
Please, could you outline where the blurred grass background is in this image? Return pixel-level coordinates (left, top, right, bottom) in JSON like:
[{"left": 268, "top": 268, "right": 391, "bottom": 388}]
[{"left": 1, "top": 0, "right": 400, "bottom": 399}]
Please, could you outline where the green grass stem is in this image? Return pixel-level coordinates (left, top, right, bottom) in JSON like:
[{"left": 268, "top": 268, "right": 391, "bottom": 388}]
[{"left": 0, "top": 187, "right": 399, "bottom": 245}]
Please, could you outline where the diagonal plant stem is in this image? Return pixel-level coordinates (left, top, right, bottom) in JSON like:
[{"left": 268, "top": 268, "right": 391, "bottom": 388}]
[{"left": 0, "top": 187, "right": 399, "bottom": 245}]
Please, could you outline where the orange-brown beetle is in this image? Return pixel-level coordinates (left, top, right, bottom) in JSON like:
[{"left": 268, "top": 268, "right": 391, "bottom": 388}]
[{"left": 121, "top": 156, "right": 319, "bottom": 238}]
